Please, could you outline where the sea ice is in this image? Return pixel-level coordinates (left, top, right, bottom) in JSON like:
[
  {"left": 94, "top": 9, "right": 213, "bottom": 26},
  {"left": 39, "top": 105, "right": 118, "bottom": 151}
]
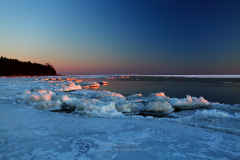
[
  {"left": 16, "top": 85, "right": 215, "bottom": 117},
  {"left": 98, "top": 81, "right": 109, "bottom": 86},
  {"left": 116, "top": 101, "right": 144, "bottom": 113},
  {"left": 17, "top": 89, "right": 61, "bottom": 110},
  {"left": 196, "top": 109, "right": 231, "bottom": 118},
  {"left": 144, "top": 100, "right": 174, "bottom": 114},
  {"left": 71, "top": 90, "right": 126, "bottom": 103},
  {"left": 61, "top": 96, "right": 123, "bottom": 117},
  {"left": 80, "top": 81, "right": 101, "bottom": 89},
  {"left": 1, "top": 77, "right": 240, "bottom": 160},
  {"left": 127, "top": 93, "right": 143, "bottom": 101},
  {"left": 169, "top": 95, "right": 210, "bottom": 110},
  {"left": 60, "top": 82, "right": 82, "bottom": 92}
]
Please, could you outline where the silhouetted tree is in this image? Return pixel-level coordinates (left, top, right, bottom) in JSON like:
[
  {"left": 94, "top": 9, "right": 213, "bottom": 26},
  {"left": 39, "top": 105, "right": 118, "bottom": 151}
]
[{"left": 0, "top": 56, "right": 57, "bottom": 76}]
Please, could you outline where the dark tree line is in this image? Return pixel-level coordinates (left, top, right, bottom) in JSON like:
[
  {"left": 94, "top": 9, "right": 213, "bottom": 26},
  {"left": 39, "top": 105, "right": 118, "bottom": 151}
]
[{"left": 0, "top": 56, "right": 57, "bottom": 76}]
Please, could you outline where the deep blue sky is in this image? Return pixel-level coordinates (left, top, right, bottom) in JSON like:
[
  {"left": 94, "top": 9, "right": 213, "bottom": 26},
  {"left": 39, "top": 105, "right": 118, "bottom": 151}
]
[{"left": 1, "top": 0, "right": 240, "bottom": 74}]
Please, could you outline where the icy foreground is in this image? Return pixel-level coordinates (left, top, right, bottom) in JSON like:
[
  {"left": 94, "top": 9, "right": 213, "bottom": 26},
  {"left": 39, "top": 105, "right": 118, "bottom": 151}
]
[
  {"left": 16, "top": 78, "right": 211, "bottom": 117},
  {"left": 0, "top": 77, "right": 240, "bottom": 160}
]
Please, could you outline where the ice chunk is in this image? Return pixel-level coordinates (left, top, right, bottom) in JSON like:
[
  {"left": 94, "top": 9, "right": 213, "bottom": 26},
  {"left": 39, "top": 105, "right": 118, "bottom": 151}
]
[
  {"left": 127, "top": 93, "right": 143, "bottom": 101},
  {"left": 98, "top": 81, "right": 109, "bottom": 86},
  {"left": 169, "top": 95, "right": 211, "bottom": 110},
  {"left": 80, "top": 81, "right": 101, "bottom": 89},
  {"left": 61, "top": 95, "right": 71, "bottom": 101},
  {"left": 18, "top": 89, "right": 61, "bottom": 110},
  {"left": 199, "top": 97, "right": 209, "bottom": 104},
  {"left": 60, "top": 95, "right": 79, "bottom": 112},
  {"left": 28, "top": 90, "right": 55, "bottom": 102},
  {"left": 153, "top": 92, "right": 167, "bottom": 97},
  {"left": 148, "top": 92, "right": 170, "bottom": 101},
  {"left": 99, "top": 91, "right": 125, "bottom": 102},
  {"left": 71, "top": 90, "right": 126, "bottom": 102},
  {"left": 61, "top": 82, "right": 82, "bottom": 92},
  {"left": 35, "top": 100, "right": 61, "bottom": 110},
  {"left": 144, "top": 100, "right": 174, "bottom": 114},
  {"left": 74, "top": 79, "right": 83, "bottom": 83},
  {"left": 61, "top": 97, "right": 123, "bottom": 117},
  {"left": 186, "top": 95, "right": 192, "bottom": 103},
  {"left": 116, "top": 101, "right": 144, "bottom": 113}
]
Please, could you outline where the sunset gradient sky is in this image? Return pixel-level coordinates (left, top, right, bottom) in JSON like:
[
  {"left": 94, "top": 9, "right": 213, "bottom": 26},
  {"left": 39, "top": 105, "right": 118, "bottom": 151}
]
[{"left": 1, "top": 0, "right": 240, "bottom": 74}]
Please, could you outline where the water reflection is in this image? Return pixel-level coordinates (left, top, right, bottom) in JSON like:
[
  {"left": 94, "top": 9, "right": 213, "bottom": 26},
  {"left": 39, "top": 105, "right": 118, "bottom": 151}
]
[{"left": 101, "top": 80, "right": 240, "bottom": 104}]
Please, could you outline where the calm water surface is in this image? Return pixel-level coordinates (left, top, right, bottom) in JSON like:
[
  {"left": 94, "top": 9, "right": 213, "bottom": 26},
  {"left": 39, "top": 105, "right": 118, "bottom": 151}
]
[{"left": 100, "top": 80, "right": 240, "bottom": 104}]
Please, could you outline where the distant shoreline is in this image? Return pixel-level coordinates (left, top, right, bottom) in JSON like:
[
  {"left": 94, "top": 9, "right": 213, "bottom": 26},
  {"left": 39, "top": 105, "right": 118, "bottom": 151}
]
[
  {"left": 62, "top": 74, "right": 240, "bottom": 79},
  {"left": 2, "top": 74, "right": 240, "bottom": 80},
  {"left": 0, "top": 57, "right": 57, "bottom": 76}
]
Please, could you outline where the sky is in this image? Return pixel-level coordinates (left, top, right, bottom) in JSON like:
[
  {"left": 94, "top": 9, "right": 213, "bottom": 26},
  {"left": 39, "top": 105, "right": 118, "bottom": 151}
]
[{"left": 0, "top": 0, "right": 240, "bottom": 74}]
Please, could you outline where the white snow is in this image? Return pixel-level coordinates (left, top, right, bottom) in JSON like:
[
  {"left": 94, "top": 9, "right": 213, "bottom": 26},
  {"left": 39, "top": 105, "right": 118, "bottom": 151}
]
[
  {"left": 17, "top": 87, "right": 212, "bottom": 117},
  {"left": 71, "top": 90, "right": 126, "bottom": 102},
  {"left": 62, "top": 97, "right": 123, "bottom": 117},
  {"left": 127, "top": 93, "right": 143, "bottom": 101},
  {"left": 60, "top": 82, "right": 82, "bottom": 92},
  {"left": 1, "top": 77, "right": 240, "bottom": 159},
  {"left": 144, "top": 100, "right": 174, "bottom": 113},
  {"left": 1, "top": 102, "right": 240, "bottom": 160},
  {"left": 17, "top": 89, "right": 61, "bottom": 110},
  {"left": 116, "top": 101, "right": 144, "bottom": 113},
  {"left": 169, "top": 95, "right": 210, "bottom": 110},
  {"left": 196, "top": 109, "right": 232, "bottom": 118},
  {"left": 80, "top": 81, "right": 101, "bottom": 89}
]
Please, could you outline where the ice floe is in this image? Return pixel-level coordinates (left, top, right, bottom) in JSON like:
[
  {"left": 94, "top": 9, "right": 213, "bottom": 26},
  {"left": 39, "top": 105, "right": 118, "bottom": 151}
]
[
  {"left": 98, "top": 81, "right": 109, "bottom": 86},
  {"left": 16, "top": 78, "right": 240, "bottom": 118},
  {"left": 61, "top": 96, "right": 123, "bottom": 117},
  {"left": 71, "top": 90, "right": 126, "bottom": 102},
  {"left": 17, "top": 85, "right": 214, "bottom": 118},
  {"left": 40, "top": 76, "right": 110, "bottom": 91},
  {"left": 60, "top": 82, "right": 82, "bottom": 92},
  {"left": 3, "top": 77, "right": 240, "bottom": 160},
  {"left": 116, "top": 101, "right": 144, "bottom": 113},
  {"left": 169, "top": 95, "right": 210, "bottom": 110},
  {"left": 17, "top": 89, "right": 61, "bottom": 110},
  {"left": 127, "top": 93, "right": 143, "bottom": 101},
  {"left": 144, "top": 101, "right": 174, "bottom": 114},
  {"left": 80, "top": 81, "right": 101, "bottom": 89}
]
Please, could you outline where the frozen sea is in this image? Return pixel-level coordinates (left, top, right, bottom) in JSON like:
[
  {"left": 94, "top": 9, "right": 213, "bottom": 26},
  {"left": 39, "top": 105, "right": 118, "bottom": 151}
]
[{"left": 0, "top": 75, "right": 240, "bottom": 160}]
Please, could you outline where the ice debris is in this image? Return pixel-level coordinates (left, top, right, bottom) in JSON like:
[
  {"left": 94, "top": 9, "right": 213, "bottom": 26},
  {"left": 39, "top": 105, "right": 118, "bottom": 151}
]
[
  {"left": 17, "top": 89, "right": 61, "bottom": 110},
  {"left": 17, "top": 85, "right": 213, "bottom": 118},
  {"left": 169, "top": 95, "right": 210, "bottom": 110},
  {"left": 60, "top": 82, "right": 82, "bottom": 92}
]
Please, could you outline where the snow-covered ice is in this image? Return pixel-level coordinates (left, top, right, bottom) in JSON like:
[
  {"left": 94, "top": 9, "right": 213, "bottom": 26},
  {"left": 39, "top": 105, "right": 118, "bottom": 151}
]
[
  {"left": 60, "top": 82, "right": 82, "bottom": 92},
  {"left": 0, "top": 76, "right": 240, "bottom": 160}
]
